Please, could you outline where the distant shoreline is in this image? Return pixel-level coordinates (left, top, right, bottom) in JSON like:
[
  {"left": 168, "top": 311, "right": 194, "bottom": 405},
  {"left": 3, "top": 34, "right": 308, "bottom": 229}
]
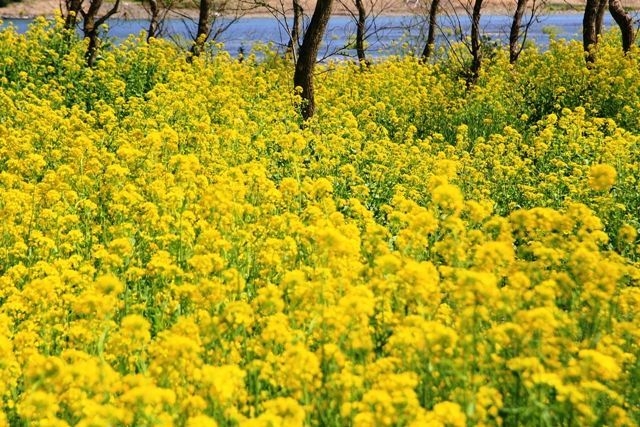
[
  {"left": 0, "top": 0, "right": 635, "bottom": 21},
  {"left": 0, "top": 9, "right": 592, "bottom": 22}
]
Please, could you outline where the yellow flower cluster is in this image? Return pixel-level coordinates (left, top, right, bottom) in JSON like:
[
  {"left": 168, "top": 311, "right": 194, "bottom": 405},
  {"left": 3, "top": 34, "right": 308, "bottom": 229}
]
[
  {"left": 589, "top": 163, "right": 617, "bottom": 192},
  {"left": 0, "top": 18, "right": 639, "bottom": 426}
]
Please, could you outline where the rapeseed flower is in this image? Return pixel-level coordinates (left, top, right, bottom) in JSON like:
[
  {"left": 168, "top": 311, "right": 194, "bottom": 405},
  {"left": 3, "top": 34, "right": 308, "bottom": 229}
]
[
  {"left": 432, "top": 183, "right": 464, "bottom": 214},
  {"left": 588, "top": 164, "right": 617, "bottom": 191},
  {"left": 1, "top": 22, "right": 640, "bottom": 426}
]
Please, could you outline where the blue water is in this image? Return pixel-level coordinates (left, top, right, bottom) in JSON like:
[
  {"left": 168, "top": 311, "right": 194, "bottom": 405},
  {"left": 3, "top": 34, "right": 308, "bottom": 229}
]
[{"left": 1, "top": 13, "right": 613, "bottom": 57}]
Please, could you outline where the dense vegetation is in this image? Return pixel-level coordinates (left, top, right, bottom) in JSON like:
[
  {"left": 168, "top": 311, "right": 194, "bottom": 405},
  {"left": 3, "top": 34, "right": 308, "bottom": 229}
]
[
  {"left": 0, "top": 0, "right": 20, "bottom": 8},
  {"left": 1, "top": 18, "right": 640, "bottom": 426}
]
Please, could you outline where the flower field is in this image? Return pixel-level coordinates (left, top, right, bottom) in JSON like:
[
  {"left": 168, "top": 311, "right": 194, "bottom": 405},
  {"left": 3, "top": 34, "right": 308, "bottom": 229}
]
[{"left": 1, "top": 18, "right": 640, "bottom": 426}]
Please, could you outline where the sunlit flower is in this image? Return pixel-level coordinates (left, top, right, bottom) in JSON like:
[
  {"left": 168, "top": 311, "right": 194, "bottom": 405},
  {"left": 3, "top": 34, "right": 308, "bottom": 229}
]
[
  {"left": 588, "top": 164, "right": 617, "bottom": 191},
  {"left": 1, "top": 24, "right": 640, "bottom": 427}
]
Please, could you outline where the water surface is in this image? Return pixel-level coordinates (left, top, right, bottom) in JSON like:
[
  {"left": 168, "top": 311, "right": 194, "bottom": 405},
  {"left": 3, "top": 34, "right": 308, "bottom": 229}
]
[{"left": 2, "top": 13, "right": 613, "bottom": 58}]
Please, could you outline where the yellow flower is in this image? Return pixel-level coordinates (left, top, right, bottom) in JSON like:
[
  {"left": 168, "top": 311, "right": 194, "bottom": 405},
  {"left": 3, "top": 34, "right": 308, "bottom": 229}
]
[
  {"left": 588, "top": 164, "right": 616, "bottom": 191},
  {"left": 106, "top": 314, "right": 151, "bottom": 365},
  {"left": 426, "top": 401, "right": 467, "bottom": 427},
  {"left": 579, "top": 349, "right": 622, "bottom": 381},
  {"left": 431, "top": 183, "right": 464, "bottom": 213},
  {"left": 3, "top": 28, "right": 640, "bottom": 427},
  {"left": 200, "top": 364, "right": 247, "bottom": 407},
  {"left": 617, "top": 223, "right": 637, "bottom": 244},
  {"left": 186, "top": 415, "right": 218, "bottom": 427},
  {"left": 261, "top": 397, "right": 306, "bottom": 427},
  {"left": 17, "top": 391, "right": 59, "bottom": 421}
]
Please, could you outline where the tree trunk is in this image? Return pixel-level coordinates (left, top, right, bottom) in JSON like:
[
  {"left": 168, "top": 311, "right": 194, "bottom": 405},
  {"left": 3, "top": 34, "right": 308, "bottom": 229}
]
[
  {"left": 147, "top": 0, "right": 160, "bottom": 41},
  {"left": 64, "top": 0, "right": 84, "bottom": 29},
  {"left": 595, "top": 0, "right": 607, "bottom": 37},
  {"left": 82, "top": 0, "right": 102, "bottom": 67},
  {"left": 583, "top": 0, "right": 599, "bottom": 62},
  {"left": 468, "top": 0, "right": 484, "bottom": 85},
  {"left": 294, "top": 0, "right": 334, "bottom": 120},
  {"left": 421, "top": 0, "right": 440, "bottom": 60},
  {"left": 81, "top": 0, "right": 120, "bottom": 66},
  {"left": 355, "top": 0, "right": 367, "bottom": 63},
  {"left": 287, "top": 0, "right": 304, "bottom": 61},
  {"left": 609, "top": 0, "right": 635, "bottom": 53},
  {"left": 192, "top": 0, "right": 211, "bottom": 57},
  {"left": 84, "top": 22, "right": 99, "bottom": 66},
  {"left": 509, "top": 0, "right": 527, "bottom": 63}
]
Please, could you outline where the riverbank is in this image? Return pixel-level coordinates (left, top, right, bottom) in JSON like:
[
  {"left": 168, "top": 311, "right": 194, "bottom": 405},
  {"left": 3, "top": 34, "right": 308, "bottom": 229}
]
[{"left": 2, "top": 0, "right": 631, "bottom": 20}]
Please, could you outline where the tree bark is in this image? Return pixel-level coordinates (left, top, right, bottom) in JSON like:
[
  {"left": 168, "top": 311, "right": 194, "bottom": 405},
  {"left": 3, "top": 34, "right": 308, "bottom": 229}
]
[
  {"left": 82, "top": 0, "right": 121, "bottom": 66},
  {"left": 595, "top": 0, "right": 607, "bottom": 37},
  {"left": 64, "top": 0, "right": 84, "bottom": 29},
  {"left": 84, "top": 23, "right": 98, "bottom": 66},
  {"left": 287, "top": 0, "right": 304, "bottom": 61},
  {"left": 509, "top": 0, "right": 527, "bottom": 63},
  {"left": 355, "top": 0, "right": 367, "bottom": 63},
  {"left": 147, "top": 0, "right": 160, "bottom": 41},
  {"left": 421, "top": 0, "right": 440, "bottom": 60},
  {"left": 468, "top": 0, "right": 484, "bottom": 85},
  {"left": 609, "top": 0, "right": 635, "bottom": 53},
  {"left": 583, "top": 0, "right": 599, "bottom": 62},
  {"left": 294, "top": 0, "right": 334, "bottom": 120},
  {"left": 192, "top": 0, "right": 211, "bottom": 57}
]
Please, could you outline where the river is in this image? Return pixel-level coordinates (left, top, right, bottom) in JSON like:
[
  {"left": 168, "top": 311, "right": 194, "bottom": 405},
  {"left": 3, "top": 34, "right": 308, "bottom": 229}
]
[{"left": 2, "top": 13, "right": 614, "bottom": 58}]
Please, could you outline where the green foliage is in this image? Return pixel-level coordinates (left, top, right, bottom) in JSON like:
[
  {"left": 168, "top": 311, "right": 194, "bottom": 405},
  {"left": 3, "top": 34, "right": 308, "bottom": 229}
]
[{"left": 0, "top": 0, "right": 22, "bottom": 8}]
